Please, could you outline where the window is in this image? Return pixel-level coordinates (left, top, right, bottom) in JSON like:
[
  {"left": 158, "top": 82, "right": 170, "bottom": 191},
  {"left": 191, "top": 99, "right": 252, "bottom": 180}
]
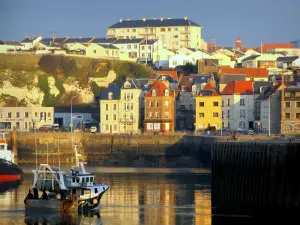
[
  {"left": 134, "top": 44, "right": 137, "bottom": 49},
  {"left": 285, "top": 124, "right": 292, "bottom": 130},
  {"left": 222, "top": 122, "right": 224, "bottom": 128},
  {"left": 199, "top": 113, "right": 204, "bottom": 117},
  {"left": 155, "top": 112, "right": 159, "bottom": 118},
  {"left": 142, "top": 46, "right": 145, "bottom": 50},
  {"left": 76, "top": 177, "right": 80, "bottom": 183},
  {"left": 296, "top": 113, "right": 300, "bottom": 119},
  {"left": 8, "top": 112, "right": 11, "bottom": 118},
  {"left": 165, "top": 90, "right": 169, "bottom": 96},
  {"left": 156, "top": 101, "right": 159, "bottom": 107},
  {"left": 173, "top": 61, "right": 177, "bottom": 66},
  {"left": 165, "top": 101, "right": 169, "bottom": 108},
  {"left": 113, "top": 114, "right": 116, "bottom": 121},
  {"left": 132, "top": 29, "right": 136, "bottom": 32},
  {"left": 16, "top": 122, "right": 20, "bottom": 128},
  {"left": 222, "top": 111, "right": 224, "bottom": 118},
  {"left": 108, "top": 92, "right": 113, "bottom": 100},
  {"left": 127, "top": 45, "right": 131, "bottom": 49},
  {"left": 0, "top": 113, "right": 2, "bottom": 118},
  {"left": 174, "top": 28, "right": 178, "bottom": 31},
  {"left": 105, "top": 104, "right": 108, "bottom": 110},
  {"left": 114, "top": 125, "right": 117, "bottom": 130},
  {"left": 285, "top": 113, "right": 291, "bottom": 119},
  {"left": 16, "top": 112, "right": 20, "bottom": 118},
  {"left": 297, "top": 102, "right": 300, "bottom": 107},
  {"left": 227, "top": 110, "right": 230, "bottom": 118},
  {"left": 227, "top": 99, "right": 230, "bottom": 106},
  {"left": 285, "top": 92, "right": 291, "bottom": 97},
  {"left": 95, "top": 188, "right": 98, "bottom": 194},
  {"left": 239, "top": 122, "right": 245, "bottom": 128},
  {"left": 240, "top": 99, "right": 245, "bottom": 106},
  {"left": 222, "top": 100, "right": 224, "bottom": 107},
  {"left": 35, "top": 112, "right": 38, "bottom": 117},
  {"left": 296, "top": 92, "right": 300, "bottom": 97},
  {"left": 199, "top": 102, "right": 204, "bottom": 107},
  {"left": 213, "top": 102, "right": 219, "bottom": 107},
  {"left": 240, "top": 110, "right": 245, "bottom": 118},
  {"left": 93, "top": 50, "right": 96, "bottom": 54},
  {"left": 165, "top": 112, "right": 169, "bottom": 118},
  {"left": 285, "top": 102, "right": 291, "bottom": 108},
  {"left": 106, "top": 115, "right": 108, "bottom": 120},
  {"left": 25, "top": 122, "right": 27, "bottom": 129},
  {"left": 150, "top": 101, "right": 153, "bottom": 107},
  {"left": 105, "top": 125, "right": 109, "bottom": 131},
  {"left": 86, "top": 177, "right": 89, "bottom": 183},
  {"left": 228, "top": 122, "right": 230, "bottom": 128},
  {"left": 149, "top": 112, "right": 153, "bottom": 118},
  {"left": 152, "top": 90, "right": 156, "bottom": 96},
  {"left": 161, "top": 28, "right": 165, "bottom": 32},
  {"left": 213, "top": 112, "right": 219, "bottom": 117},
  {"left": 48, "top": 112, "right": 51, "bottom": 118},
  {"left": 113, "top": 104, "right": 116, "bottom": 110},
  {"left": 91, "top": 177, "right": 94, "bottom": 182}
]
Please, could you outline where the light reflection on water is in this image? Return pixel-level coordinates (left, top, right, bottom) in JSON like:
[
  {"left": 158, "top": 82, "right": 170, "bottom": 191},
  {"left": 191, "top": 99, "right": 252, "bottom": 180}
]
[{"left": 0, "top": 166, "right": 211, "bottom": 225}]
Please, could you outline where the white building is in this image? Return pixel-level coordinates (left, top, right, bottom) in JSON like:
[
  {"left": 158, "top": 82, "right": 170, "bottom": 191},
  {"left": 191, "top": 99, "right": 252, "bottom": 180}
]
[
  {"left": 221, "top": 81, "right": 254, "bottom": 130},
  {"left": 169, "top": 54, "right": 193, "bottom": 68},
  {"left": 20, "top": 36, "right": 43, "bottom": 50},
  {"left": 0, "top": 107, "right": 54, "bottom": 131},
  {"left": 112, "top": 38, "right": 144, "bottom": 61},
  {"left": 0, "top": 41, "right": 22, "bottom": 53}
]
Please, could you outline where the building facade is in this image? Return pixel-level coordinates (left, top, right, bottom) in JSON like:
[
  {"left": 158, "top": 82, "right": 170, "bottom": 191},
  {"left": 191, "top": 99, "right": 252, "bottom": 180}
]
[
  {"left": 281, "top": 86, "right": 300, "bottom": 135},
  {"left": 0, "top": 107, "right": 54, "bottom": 131},
  {"left": 144, "top": 79, "right": 175, "bottom": 133},
  {"left": 221, "top": 81, "right": 254, "bottom": 130},
  {"left": 107, "top": 17, "right": 204, "bottom": 51},
  {"left": 195, "top": 86, "right": 221, "bottom": 130}
]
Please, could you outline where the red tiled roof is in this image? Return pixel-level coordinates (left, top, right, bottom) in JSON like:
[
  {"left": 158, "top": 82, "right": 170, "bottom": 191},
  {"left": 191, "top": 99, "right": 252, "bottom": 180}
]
[
  {"left": 0, "top": 140, "right": 8, "bottom": 144},
  {"left": 219, "top": 68, "right": 269, "bottom": 78},
  {"left": 156, "top": 70, "right": 178, "bottom": 81},
  {"left": 262, "top": 43, "right": 295, "bottom": 52},
  {"left": 203, "top": 83, "right": 215, "bottom": 90},
  {"left": 221, "top": 81, "right": 253, "bottom": 95},
  {"left": 242, "top": 47, "right": 258, "bottom": 51},
  {"left": 145, "top": 80, "right": 175, "bottom": 97}
]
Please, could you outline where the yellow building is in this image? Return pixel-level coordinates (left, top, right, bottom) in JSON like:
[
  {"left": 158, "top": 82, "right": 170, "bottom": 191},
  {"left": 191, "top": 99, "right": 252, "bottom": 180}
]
[
  {"left": 107, "top": 17, "right": 206, "bottom": 51},
  {"left": 195, "top": 84, "right": 222, "bottom": 130},
  {"left": 99, "top": 83, "right": 121, "bottom": 134},
  {"left": 119, "top": 78, "right": 143, "bottom": 134}
]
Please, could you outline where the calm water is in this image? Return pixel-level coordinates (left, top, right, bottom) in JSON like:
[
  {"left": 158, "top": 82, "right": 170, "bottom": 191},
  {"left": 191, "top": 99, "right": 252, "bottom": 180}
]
[{"left": 0, "top": 166, "right": 212, "bottom": 225}]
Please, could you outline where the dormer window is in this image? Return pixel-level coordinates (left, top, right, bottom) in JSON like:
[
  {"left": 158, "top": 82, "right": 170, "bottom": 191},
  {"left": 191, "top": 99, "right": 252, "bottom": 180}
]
[
  {"left": 108, "top": 92, "right": 113, "bottom": 100},
  {"left": 152, "top": 90, "right": 156, "bottom": 96},
  {"left": 182, "top": 86, "right": 186, "bottom": 91},
  {"left": 124, "top": 81, "right": 131, "bottom": 88},
  {"left": 165, "top": 90, "right": 169, "bottom": 96}
]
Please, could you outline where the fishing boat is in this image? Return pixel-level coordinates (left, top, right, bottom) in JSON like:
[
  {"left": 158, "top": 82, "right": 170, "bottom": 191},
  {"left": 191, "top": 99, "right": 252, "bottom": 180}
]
[
  {"left": 0, "top": 133, "right": 23, "bottom": 183},
  {"left": 24, "top": 143, "right": 109, "bottom": 212}
]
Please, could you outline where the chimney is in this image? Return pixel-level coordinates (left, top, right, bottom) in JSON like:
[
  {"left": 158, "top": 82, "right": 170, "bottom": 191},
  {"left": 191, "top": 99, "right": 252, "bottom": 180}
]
[
  {"left": 184, "top": 16, "right": 188, "bottom": 20},
  {"left": 120, "top": 19, "right": 123, "bottom": 22},
  {"left": 142, "top": 18, "right": 146, "bottom": 22}
]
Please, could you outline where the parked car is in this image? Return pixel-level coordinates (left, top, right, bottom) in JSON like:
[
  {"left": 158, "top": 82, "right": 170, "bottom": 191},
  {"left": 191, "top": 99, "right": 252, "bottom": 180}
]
[
  {"left": 90, "top": 126, "right": 97, "bottom": 133},
  {"left": 52, "top": 124, "right": 60, "bottom": 131},
  {"left": 236, "top": 128, "right": 254, "bottom": 135},
  {"left": 39, "top": 125, "right": 53, "bottom": 132}
]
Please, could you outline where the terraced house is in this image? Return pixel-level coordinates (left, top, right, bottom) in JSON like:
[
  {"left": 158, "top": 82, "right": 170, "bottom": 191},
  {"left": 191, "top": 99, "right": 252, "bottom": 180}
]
[
  {"left": 144, "top": 78, "right": 175, "bottom": 133},
  {"left": 107, "top": 17, "right": 206, "bottom": 50}
]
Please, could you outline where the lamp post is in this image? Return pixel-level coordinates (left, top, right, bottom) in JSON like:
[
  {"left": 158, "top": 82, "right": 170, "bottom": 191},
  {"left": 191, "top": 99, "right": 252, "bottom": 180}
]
[{"left": 71, "top": 96, "right": 77, "bottom": 144}]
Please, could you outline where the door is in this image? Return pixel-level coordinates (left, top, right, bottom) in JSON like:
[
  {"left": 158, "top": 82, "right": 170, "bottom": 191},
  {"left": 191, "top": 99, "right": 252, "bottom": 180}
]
[{"left": 249, "top": 121, "right": 254, "bottom": 129}]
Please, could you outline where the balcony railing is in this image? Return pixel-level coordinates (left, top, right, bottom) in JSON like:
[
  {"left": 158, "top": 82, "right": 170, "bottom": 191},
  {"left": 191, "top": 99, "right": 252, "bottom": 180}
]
[{"left": 120, "top": 118, "right": 135, "bottom": 123}]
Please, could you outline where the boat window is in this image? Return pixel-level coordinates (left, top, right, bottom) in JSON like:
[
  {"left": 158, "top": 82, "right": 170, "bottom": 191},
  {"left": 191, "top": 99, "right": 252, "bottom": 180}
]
[
  {"left": 72, "top": 178, "right": 75, "bottom": 183},
  {"left": 86, "top": 177, "right": 89, "bottom": 182},
  {"left": 82, "top": 177, "right": 85, "bottom": 182},
  {"left": 103, "top": 187, "right": 105, "bottom": 191},
  {"left": 76, "top": 177, "right": 80, "bottom": 183},
  {"left": 90, "top": 177, "right": 94, "bottom": 182},
  {"left": 95, "top": 188, "right": 98, "bottom": 194},
  {"left": 81, "top": 189, "right": 84, "bottom": 195}
]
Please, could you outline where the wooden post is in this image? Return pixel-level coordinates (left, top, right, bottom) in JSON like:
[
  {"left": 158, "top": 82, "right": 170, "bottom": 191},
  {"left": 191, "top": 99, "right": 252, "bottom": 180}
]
[{"left": 11, "top": 131, "right": 18, "bottom": 158}]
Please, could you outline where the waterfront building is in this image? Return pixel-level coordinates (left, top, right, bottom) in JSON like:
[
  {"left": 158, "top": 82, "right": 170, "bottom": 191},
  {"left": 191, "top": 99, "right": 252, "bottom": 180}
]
[
  {"left": 0, "top": 41, "right": 22, "bottom": 54},
  {"left": 119, "top": 78, "right": 143, "bottom": 134},
  {"left": 99, "top": 83, "right": 121, "bottom": 133},
  {"left": 0, "top": 106, "right": 54, "bottom": 131},
  {"left": 195, "top": 83, "right": 222, "bottom": 131},
  {"left": 221, "top": 81, "right": 254, "bottom": 130},
  {"left": 144, "top": 78, "right": 175, "bottom": 133},
  {"left": 112, "top": 38, "right": 144, "bottom": 61},
  {"left": 281, "top": 86, "right": 300, "bottom": 135},
  {"left": 107, "top": 17, "right": 206, "bottom": 51}
]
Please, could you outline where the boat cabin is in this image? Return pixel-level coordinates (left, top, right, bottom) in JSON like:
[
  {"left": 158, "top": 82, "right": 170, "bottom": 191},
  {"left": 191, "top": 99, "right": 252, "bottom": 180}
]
[{"left": 77, "top": 184, "right": 104, "bottom": 200}]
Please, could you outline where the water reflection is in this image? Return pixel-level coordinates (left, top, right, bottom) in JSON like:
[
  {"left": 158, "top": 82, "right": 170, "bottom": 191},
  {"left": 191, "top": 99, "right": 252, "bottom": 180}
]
[{"left": 0, "top": 167, "right": 211, "bottom": 225}]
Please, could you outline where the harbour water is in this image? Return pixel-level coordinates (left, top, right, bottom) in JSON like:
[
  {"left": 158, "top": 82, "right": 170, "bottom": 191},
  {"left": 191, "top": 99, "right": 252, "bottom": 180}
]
[{"left": 0, "top": 166, "right": 212, "bottom": 225}]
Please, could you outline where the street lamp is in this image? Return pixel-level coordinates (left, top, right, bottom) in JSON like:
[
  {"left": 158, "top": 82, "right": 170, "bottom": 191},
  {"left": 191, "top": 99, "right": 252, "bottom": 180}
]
[{"left": 71, "top": 95, "right": 77, "bottom": 144}]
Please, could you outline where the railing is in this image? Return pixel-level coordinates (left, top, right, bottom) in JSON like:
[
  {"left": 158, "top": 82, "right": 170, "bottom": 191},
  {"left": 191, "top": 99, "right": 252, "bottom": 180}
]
[{"left": 119, "top": 118, "right": 135, "bottom": 123}]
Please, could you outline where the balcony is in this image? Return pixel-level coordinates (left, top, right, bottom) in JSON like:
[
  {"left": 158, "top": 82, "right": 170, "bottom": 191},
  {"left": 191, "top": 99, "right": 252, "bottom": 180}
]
[{"left": 120, "top": 118, "right": 136, "bottom": 123}]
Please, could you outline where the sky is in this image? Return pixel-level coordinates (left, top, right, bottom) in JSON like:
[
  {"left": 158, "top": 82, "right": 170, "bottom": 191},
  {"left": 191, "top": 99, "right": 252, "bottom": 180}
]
[{"left": 0, "top": 0, "right": 299, "bottom": 47}]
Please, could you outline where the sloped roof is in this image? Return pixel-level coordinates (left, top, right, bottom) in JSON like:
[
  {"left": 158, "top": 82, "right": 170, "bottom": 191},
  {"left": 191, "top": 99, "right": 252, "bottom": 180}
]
[
  {"left": 114, "top": 38, "right": 144, "bottom": 44},
  {"left": 198, "top": 89, "right": 220, "bottom": 96},
  {"left": 100, "top": 83, "right": 121, "bottom": 100},
  {"left": 64, "top": 38, "right": 93, "bottom": 44},
  {"left": 0, "top": 41, "right": 22, "bottom": 46},
  {"left": 156, "top": 70, "right": 178, "bottom": 81},
  {"left": 92, "top": 38, "right": 117, "bottom": 44},
  {"left": 222, "top": 81, "right": 253, "bottom": 95},
  {"left": 194, "top": 75, "right": 211, "bottom": 84},
  {"left": 262, "top": 43, "right": 295, "bottom": 52},
  {"left": 122, "top": 78, "right": 142, "bottom": 89},
  {"left": 277, "top": 56, "right": 299, "bottom": 63},
  {"left": 99, "top": 44, "right": 118, "bottom": 49},
  {"left": 220, "top": 74, "right": 246, "bottom": 84},
  {"left": 140, "top": 39, "right": 158, "bottom": 45},
  {"left": 39, "top": 39, "right": 60, "bottom": 47},
  {"left": 219, "top": 68, "right": 269, "bottom": 79},
  {"left": 145, "top": 80, "right": 175, "bottom": 97},
  {"left": 157, "top": 75, "right": 178, "bottom": 83},
  {"left": 42, "top": 38, "right": 67, "bottom": 44},
  {"left": 108, "top": 18, "right": 201, "bottom": 28},
  {"left": 20, "top": 37, "right": 34, "bottom": 43},
  {"left": 253, "top": 81, "right": 273, "bottom": 94},
  {"left": 242, "top": 55, "right": 260, "bottom": 62}
]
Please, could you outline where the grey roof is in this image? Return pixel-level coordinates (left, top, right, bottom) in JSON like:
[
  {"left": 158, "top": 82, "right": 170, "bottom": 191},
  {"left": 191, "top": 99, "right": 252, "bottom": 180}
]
[
  {"left": 64, "top": 38, "right": 93, "bottom": 44},
  {"left": 20, "top": 37, "right": 35, "bottom": 43},
  {"left": 277, "top": 56, "right": 299, "bottom": 63},
  {"left": 197, "top": 90, "right": 219, "bottom": 96},
  {"left": 114, "top": 38, "right": 144, "bottom": 44},
  {"left": 253, "top": 81, "right": 273, "bottom": 94},
  {"left": 39, "top": 39, "right": 60, "bottom": 47},
  {"left": 99, "top": 44, "right": 118, "bottom": 49},
  {"left": 42, "top": 38, "right": 66, "bottom": 44},
  {"left": 136, "top": 78, "right": 152, "bottom": 86},
  {"left": 54, "top": 104, "right": 99, "bottom": 114},
  {"left": 187, "top": 47, "right": 197, "bottom": 52},
  {"left": 0, "top": 41, "right": 22, "bottom": 46},
  {"left": 284, "top": 86, "right": 300, "bottom": 92},
  {"left": 140, "top": 39, "right": 158, "bottom": 45},
  {"left": 108, "top": 18, "right": 201, "bottom": 29},
  {"left": 122, "top": 78, "right": 142, "bottom": 89},
  {"left": 157, "top": 75, "right": 178, "bottom": 83},
  {"left": 242, "top": 55, "right": 260, "bottom": 62},
  {"left": 220, "top": 74, "right": 246, "bottom": 84},
  {"left": 194, "top": 75, "right": 211, "bottom": 84},
  {"left": 92, "top": 38, "right": 117, "bottom": 44},
  {"left": 100, "top": 83, "right": 121, "bottom": 100}
]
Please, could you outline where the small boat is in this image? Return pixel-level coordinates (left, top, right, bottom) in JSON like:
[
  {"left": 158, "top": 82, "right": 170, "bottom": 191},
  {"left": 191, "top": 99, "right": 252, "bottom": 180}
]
[
  {"left": 0, "top": 133, "right": 23, "bottom": 183},
  {"left": 24, "top": 144, "right": 109, "bottom": 212}
]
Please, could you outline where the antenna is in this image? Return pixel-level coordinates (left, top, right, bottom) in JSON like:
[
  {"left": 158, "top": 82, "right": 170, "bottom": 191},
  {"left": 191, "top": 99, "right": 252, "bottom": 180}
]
[{"left": 58, "top": 137, "right": 60, "bottom": 170}]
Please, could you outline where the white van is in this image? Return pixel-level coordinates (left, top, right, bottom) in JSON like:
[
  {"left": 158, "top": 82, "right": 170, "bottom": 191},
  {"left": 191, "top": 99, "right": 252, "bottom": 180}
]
[{"left": 90, "top": 126, "right": 97, "bottom": 133}]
